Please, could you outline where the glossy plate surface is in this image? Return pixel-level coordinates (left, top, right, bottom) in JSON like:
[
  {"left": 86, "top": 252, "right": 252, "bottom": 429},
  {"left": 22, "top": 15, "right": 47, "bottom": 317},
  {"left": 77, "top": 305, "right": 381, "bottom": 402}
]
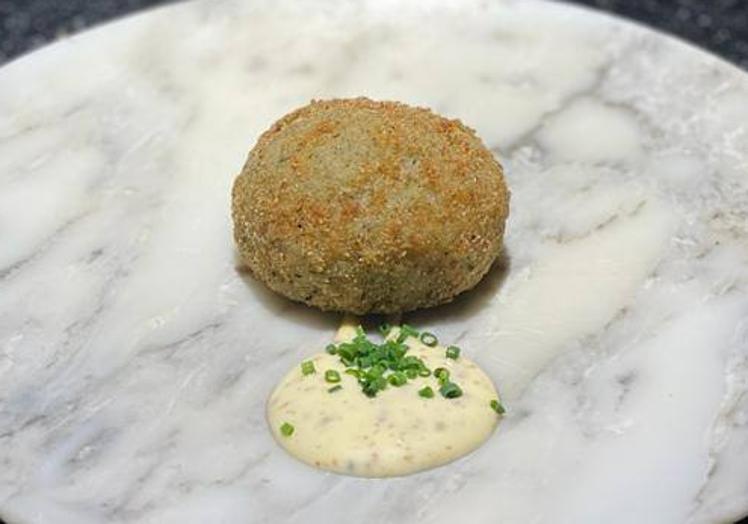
[{"left": 1, "top": 1, "right": 747, "bottom": 522}]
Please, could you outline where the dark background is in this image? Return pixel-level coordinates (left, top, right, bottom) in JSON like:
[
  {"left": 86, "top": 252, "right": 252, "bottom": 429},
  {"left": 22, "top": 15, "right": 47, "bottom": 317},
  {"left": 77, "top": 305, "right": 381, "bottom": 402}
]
[{"left": 0, "top": 0, "right": 746, "bottom": 523}]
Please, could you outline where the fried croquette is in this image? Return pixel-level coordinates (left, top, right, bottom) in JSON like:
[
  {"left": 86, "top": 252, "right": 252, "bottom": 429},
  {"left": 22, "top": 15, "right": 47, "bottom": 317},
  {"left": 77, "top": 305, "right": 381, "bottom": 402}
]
[{"left": 232, "top": 97, "right": 509, "bottom": 314}]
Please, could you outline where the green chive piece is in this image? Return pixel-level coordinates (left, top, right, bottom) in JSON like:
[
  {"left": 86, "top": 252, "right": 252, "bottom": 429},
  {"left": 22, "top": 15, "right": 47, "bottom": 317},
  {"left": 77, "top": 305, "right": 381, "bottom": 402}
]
[
  {"left": 326, "top": 344, "right": 338, "bottom": 355},
  {"left": 328, "top": 385, "right": 343, "bottom": 393},
  {"left": 399, "top": 355, "right": 422, "bottom": 370},
  {"left": 405, "top": 368, "right": 418, "bottom": 379},
  {"left": 420, "top": 332, "right": 438, "bottom": 347},
  {"left": 418, "top": 367, "right": 431, "bottom": 377},
  {"left": 378, "top": 323, "right": 392, "bottom": 336},
  {"left": 439, "top": 382, "right": 463, "bottom": 399},
  {"left": 388, "top": 371, "right": 407, "bottom": 386},
  {"left": 280, "top": 422, "right": 294, "bottom": 436},
  {"left": 418, "top": 386, "right": 435, "bottom": 398},
  {"left": 446, "top": 346, "right": 461, "bottom": 360},
  {"left": 434, "top": 367, "right": 450, "bottom": 384},
  {"left": 336, "top": 343, "right": 355, "bottom": 360},
  {"left": 300, "top": 360, "right": 315, "bottom": 375},
  {"left": 397, "top": 324, "right": 419, "bottom": 343},
  {"left": 345, "top": 368, "right": 361, "bottom": 379},
  {"left": 325, "top": 369, "right": 341, "bottom": 383},
  {"left": 362, "top": 375, "right": 387, "bottom": 397},
  {"left": 490, "top": 399, "right": 506, "bottom": 415}
]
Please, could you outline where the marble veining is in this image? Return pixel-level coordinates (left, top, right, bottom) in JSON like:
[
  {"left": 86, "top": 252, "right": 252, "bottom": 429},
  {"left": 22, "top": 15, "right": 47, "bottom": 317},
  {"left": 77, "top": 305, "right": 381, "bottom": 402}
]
[{"left": 1, "top": 0, "right": 748, "bottom": 522}]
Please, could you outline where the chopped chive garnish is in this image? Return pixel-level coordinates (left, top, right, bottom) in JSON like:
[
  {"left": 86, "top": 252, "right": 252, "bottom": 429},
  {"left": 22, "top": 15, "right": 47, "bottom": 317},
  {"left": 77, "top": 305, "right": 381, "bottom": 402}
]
[
  {"left": 328, "top": 385, "right": 343, "bottom": 393},
  {"left": 439, "top": 382, "right": 463, "bottom": 399},
  {"left": 490, "top": 399, "right": 505, "bottom": 414},
  {"left": 434, "top": 367, "right": 450, "bottom": 384},
  {"left": 387, "top": 372, "right": 407, "bottom": 386},
  {"left": 420, "top": 332, "right": 438, "bottom": 347},
  {"left": 418, "top": 386, "right": 434, "bottom": 398},
  {"left": 280, "top": 422, "right": 294, "bottom": 436},
  {"left": 312, "top": 324, "right": 482, "bottom": 399},
  {"left": 325, "top": 369, "right": 341, "bottom": 383}
]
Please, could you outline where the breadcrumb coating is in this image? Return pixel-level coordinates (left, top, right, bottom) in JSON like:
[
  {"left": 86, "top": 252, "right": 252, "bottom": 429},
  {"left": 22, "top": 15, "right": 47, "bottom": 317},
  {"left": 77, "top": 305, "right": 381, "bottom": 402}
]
[{"left": 232, "top": 97, "right": 509, "bottom": 314}]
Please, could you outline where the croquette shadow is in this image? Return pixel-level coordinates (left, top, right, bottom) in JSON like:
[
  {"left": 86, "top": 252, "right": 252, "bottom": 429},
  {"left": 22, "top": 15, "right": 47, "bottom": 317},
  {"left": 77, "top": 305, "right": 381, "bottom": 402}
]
[
  {"left": 234, "top": 248, "right": 510, "bottom": 330},
  {"left": 405, "top": 248, "right": 512, "bottom": 325},
  {"left": 233, "top": 252, "right": 339, "bottom": 332}
]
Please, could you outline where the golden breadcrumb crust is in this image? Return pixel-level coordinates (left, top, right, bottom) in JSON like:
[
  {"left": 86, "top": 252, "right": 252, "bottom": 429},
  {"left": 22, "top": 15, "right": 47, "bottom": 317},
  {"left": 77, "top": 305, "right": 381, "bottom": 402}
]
[{"left": 232, "top": 97, "right": 509, "bottom": 314}]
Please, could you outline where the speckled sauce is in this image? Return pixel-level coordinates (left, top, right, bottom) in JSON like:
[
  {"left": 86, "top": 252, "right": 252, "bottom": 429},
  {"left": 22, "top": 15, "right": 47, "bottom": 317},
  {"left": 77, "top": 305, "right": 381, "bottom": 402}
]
[{"left": 266, "top": 325, "right": 501, "bottom": 477}]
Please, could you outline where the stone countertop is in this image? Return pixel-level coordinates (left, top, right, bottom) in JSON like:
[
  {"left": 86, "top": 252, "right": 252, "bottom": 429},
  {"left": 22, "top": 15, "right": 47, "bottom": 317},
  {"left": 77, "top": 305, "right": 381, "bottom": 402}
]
[{"left": 1, "top": 0, "right": 748, "bottom": 523}]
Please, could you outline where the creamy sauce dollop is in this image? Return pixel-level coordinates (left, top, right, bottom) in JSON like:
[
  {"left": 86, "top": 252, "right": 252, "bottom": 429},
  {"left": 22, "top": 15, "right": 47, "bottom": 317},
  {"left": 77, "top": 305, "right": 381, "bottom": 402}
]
[{"left": 267, "top": 323, "right": 501, "bottom": 477}]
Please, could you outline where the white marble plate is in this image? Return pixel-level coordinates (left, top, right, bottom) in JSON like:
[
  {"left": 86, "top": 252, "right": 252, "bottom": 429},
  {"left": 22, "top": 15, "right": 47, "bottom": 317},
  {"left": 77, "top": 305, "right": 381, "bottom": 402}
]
[{"left": 1, "top": 0, "right": 748, "bottom": 522}]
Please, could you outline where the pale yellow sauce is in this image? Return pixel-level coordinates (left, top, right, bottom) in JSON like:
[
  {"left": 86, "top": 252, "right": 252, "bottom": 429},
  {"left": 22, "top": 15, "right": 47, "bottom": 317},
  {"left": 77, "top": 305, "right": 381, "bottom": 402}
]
[{"left": 267, "top": 323, "right": 501, "bottom": 477}]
